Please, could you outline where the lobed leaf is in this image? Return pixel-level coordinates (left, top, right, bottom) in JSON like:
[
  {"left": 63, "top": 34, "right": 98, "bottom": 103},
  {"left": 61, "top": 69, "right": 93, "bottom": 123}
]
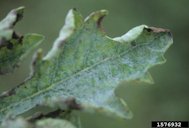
[
  {"left": 0, "top": 9, "right": 173, "bottom": 121},
  {"left": 0, "top": 7, "right": 44, "bottom": 74}
]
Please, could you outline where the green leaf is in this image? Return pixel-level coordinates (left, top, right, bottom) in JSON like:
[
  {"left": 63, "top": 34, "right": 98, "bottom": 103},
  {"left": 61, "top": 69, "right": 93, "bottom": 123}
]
[
  {"left": 0, "top": 118, "right": 76, "bottom": 128},
  {"left": 0, "top": 9, "right": 173, "bottom": 121},
  {"left": 0, "top": 118, "right": 32, "bottom": 128},
  {"left": 0, "top": 7, "right": 44, "bottom": 74}
]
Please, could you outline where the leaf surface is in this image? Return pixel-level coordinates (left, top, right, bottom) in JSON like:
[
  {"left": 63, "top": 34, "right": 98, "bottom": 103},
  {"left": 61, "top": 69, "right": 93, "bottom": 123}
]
[
  {"left": 0, "top": 7, "right": 44, "bottom": 74},
  {"left": 0, "top": 9, "right": 173, "bottom": 121}
]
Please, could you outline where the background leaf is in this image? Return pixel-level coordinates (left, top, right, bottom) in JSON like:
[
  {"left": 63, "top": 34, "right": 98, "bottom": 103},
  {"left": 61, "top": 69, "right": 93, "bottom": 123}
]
[
  {"left": 0, "top": 118, "right": 32, "bottom": 128},
  {"left": 0, "top": 9, "right": 172, "bottom": 121},
  {"left": 0, "top": 118, "right": 76, "bottom": 128},
  {"left": 0, "top": 7, "right": 44, "bottom": 74}
]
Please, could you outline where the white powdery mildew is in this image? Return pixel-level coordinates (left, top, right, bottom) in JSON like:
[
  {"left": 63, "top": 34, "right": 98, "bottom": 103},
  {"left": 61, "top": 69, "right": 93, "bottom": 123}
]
[
  {"left": 0, "top": 7, "right": 173, "bottom": 121},
  {"left": 0, "top": 9, "right": 17, "bottom": 30},
  {"left": 43, "top": 9, "right": 76, "bottom": 60},
  {"left": 113, "top": 25, "right": 147, "bottom": 43}
]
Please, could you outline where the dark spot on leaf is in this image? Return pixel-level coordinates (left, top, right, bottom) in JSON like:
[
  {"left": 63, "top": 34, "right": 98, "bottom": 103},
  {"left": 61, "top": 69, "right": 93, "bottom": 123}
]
[
  {"left": 18, "top": 35, "right": 24, "bottom": 44},
  {"left": 12, "top": 11, "right": 24, "bottom": 26},
  {"left": 97, "top": 16, "right": 105, "bottom": 28},
  {"left": 73, "top": 8, "right": 77, "bottom": 11},
  {"left": 27, "top": 109, "right": 63, "bottom": 122},
  {"left": 12, "top": 32, "right": 18, "bottom": 39},
  {"left": 7, "top": 42, "right": 13, "bottom": 49},
  {"left": 12, "top": 32, "right": 21, "bottom": 40},
  {"left": 131, "top": 41, "right": 136, "bottom": 46},
  {"left": 64, "top": 98, "right": 81, "bottom": 110},
  {"left": 32, "top": 59, "right": 37, "bottom": 67},
  {"left": 57, "top": 39, "right": 66, "bottom": 48},
  {"left": 0, "top": 89, "right": 15, "bottom": 99},
  {"left": 146, "top": 28, "right": 152, "bottom": 32},
  {"left": 168, "top": 32, "right": 173, "bottom": 37},
  {"left": 13, "top": 63, "right": 20, "bottom": 68},
  {"left": 0, "top": 38, "right": 7, "bottom": 48},
  {"left": 12, "top": 32, "right": 23, "bottom": 44},
  {"left": 146, "top": 27, "right": 170, "bottom": 33}
]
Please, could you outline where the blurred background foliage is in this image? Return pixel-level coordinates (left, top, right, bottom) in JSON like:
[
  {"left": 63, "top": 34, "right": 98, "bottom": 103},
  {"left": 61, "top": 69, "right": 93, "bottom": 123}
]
[{"left": 0, "top": 0, "right": 189, "bottom": 128}]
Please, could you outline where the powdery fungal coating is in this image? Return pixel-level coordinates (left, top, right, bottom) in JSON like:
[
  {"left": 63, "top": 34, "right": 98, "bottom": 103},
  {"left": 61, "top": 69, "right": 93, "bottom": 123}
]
[{"left": 0, "top": 8, "right": 173, "bottom": 121}]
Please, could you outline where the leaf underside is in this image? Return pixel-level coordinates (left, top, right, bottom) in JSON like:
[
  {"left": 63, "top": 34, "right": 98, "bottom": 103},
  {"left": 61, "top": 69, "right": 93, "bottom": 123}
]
[
  {"left": 0, "top": 8, "right": 173, "bottom": 121},
  {"left": 0, "top": 7, "right": 44, "bottom": 74}
]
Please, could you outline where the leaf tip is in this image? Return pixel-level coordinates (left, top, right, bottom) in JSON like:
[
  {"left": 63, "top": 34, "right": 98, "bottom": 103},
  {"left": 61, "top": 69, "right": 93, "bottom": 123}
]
[
  {"left": 113, "top": 25, "right": 147, "bottom": 43},
  {"left": 119, "top": 98, "right": 133, "bottom": 119},
  {"left": 43, "top": 9, "right": 83, "bottom": 60},
  {"left": 11, "top": 6, "right": 25, "bottom": 25},
  {"left": 66, "top": 8, "right": 83, "bottom": 29},
  {"left": 14, "top": 6, "right": 25, "bottom": 14},
  {"left": 137, "top": 72, "right": 155, "bottom": 84},
  {"left": 31, "top": 48, "right": 43, "bottom": 69},
  {"left": 85, "top": 10, "right": 108, "bottom": 28}
]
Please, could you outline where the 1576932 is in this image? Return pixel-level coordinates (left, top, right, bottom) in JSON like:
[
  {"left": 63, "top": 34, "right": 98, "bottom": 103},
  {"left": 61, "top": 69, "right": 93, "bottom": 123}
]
[{"left": 151, "top": 121, "right": 188, "bottom": 128}]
